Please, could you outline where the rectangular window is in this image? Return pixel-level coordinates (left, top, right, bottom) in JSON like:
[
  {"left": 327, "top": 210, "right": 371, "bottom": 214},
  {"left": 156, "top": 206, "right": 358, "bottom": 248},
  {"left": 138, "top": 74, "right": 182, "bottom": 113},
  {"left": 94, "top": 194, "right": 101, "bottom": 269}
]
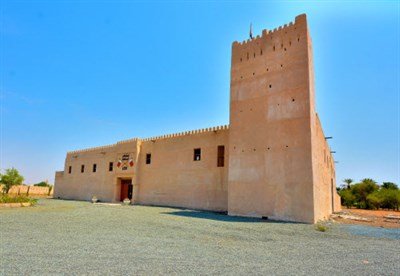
[
  {"left": 217, "top": 145, "right": 225, "bottom": 167},
  {"left": 81, "top": 165, "right": 85, "bottom": 173},
  {"left": 146, "top": 153, "right": 151, "bottom": 164},
  {"left": 93, "top": 164, "right": 97, "bottom": 173},
  {"left": 194, "top": 148, "right": 201, "bottom": 161},
  {"left": 68, "top": 166, "right": 72, "bottom": 174},
  {"left": 109, "top": 162, "right": 113, "bottom": 172}
]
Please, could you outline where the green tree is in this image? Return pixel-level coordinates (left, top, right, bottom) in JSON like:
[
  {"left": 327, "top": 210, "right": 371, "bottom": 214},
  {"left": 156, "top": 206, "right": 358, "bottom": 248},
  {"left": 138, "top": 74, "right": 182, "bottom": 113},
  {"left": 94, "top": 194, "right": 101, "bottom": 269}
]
[
  {"left": 381, "top": 182, "right": 398, "bottom": 190},
  {"left": 366, "top": 192, "right": 381, "bottom": 210},
  {"left": 34, "top": 181, "right": 49, "bottom": 187},
  {"left": 378, "top": 188, "right": 400, "bottom": 210},
  {"left": 351, "top": 179, "right": 379, "bottom": 209},
  {"left": 0, "top": 168, "right": 24, "bottom": 194},
  {"left": 338, "top": 189, "right": 355, "bottom": 208},
  {"left": 342, "top": 178, "right": 354, "bottom": 190}
]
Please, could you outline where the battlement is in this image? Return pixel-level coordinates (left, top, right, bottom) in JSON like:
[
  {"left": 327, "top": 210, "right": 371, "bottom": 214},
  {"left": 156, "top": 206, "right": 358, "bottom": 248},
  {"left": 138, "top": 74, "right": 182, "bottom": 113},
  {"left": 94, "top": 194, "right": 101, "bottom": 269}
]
[
  {"left": 67, "top": 125, "right": 229, "bottom": 155},
  {"left": 67, "top": 144, "right": 116, "bottom": 155},
  {"left": 233, "top": 14, "right": 307, "bottom": 47},
  {"left": 141, "top": 125, "right": 229, "bottom": 142},
  {"left": 231, "top": 14, "right": 308, "bottom": 67}
]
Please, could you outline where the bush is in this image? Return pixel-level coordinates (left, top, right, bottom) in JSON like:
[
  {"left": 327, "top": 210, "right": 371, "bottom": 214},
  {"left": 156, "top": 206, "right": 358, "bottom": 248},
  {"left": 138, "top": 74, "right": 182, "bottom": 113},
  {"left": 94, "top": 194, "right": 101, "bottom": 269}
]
[
  {"left": 339, "top": 189, "right": 356, "bottom": 208},
  {"left": 34, "top": 181, "right": 49, "bottom": 187},
  {"left": 378, "top": 189, "right": 400, "bottom": 211},
  {"left": 366, "top": 192, "right": 381, "bottom": 210},
  {"left": 351, "top": 180, "right": 379, "bottom": 209},
  {"left": 0, "top": 195, "right": 37, "bottom": 205},
  {"left": 315, "top": 223, "right": 328, "bottom": 232}
]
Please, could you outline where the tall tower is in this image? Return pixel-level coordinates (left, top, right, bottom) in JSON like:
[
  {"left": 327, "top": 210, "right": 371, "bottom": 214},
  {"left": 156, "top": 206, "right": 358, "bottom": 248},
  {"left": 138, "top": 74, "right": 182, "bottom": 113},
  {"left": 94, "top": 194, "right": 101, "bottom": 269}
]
[{"left": 227, "top": 14, "right": 336, "bottom": 223}]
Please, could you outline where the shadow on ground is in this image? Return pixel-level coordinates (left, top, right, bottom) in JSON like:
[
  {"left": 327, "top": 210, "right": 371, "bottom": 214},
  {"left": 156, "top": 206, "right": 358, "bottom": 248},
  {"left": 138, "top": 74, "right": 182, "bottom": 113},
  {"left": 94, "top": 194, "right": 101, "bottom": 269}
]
[{"left": 161, "top": 210, "right": 301, "bottom": 224}]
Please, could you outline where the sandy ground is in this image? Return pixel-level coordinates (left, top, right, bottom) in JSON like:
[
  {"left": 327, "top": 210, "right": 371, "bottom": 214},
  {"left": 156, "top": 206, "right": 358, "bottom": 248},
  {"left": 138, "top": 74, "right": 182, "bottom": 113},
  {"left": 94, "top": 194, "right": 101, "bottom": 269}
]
[
  {"left": 1, "top": 199, "right": 399, "bottom": 275},
  {"left": 332, "top": 207, "right": 400, "bottom": 228}
]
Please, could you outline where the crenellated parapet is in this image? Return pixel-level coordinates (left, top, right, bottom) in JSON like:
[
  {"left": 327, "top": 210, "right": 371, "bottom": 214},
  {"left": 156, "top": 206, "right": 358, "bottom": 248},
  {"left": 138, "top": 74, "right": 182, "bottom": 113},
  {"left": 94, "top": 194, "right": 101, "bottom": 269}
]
[
  {"left": 141, "top": 125, "right": 229, "bottom": 142},
  {"left": 231, "top": 14, "right": 308, "bottom": 65},
  {"left": 67, "top": 125, "right": 230, "bottom": 154},
  {"left": 117, "top": 138, "right": 139, "bottom": 145},
  {"left": 67, "top": 144, "right": 116, "bottom": 155}
]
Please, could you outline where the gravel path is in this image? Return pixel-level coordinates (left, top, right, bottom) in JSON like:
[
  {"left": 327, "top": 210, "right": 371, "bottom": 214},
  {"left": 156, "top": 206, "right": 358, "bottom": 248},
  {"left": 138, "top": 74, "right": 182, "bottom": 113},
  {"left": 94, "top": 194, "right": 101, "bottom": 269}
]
[{"left": 1, "top": 199, "right": 399, "bottom": 275}]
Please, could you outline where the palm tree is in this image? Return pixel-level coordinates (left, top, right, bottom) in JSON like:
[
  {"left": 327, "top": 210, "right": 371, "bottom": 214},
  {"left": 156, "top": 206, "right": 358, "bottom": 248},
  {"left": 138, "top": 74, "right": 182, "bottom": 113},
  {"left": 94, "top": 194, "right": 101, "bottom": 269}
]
[{"left": 343, "top": 178, "right": 353, "bottom": 190}]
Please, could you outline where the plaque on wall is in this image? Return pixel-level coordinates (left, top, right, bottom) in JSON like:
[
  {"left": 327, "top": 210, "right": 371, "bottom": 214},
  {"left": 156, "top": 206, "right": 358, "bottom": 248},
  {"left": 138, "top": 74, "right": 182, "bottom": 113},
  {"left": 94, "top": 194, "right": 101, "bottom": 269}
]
[{"left": 117, "top": 153, "right": 134, "bottom": 170}]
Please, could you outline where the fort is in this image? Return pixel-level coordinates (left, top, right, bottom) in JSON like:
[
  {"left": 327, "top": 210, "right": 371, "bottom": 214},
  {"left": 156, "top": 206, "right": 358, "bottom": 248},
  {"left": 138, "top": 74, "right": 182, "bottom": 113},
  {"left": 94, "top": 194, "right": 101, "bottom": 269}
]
[{"left": 54, "top": 14, "right": 341, "bottom": 223}]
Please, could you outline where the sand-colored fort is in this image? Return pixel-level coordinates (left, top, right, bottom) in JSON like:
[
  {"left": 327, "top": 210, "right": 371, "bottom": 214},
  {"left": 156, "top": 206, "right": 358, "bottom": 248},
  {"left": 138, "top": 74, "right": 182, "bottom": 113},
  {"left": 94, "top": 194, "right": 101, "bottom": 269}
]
[{"left": 54, "top": 14, "right": 341, "bottom": 223}]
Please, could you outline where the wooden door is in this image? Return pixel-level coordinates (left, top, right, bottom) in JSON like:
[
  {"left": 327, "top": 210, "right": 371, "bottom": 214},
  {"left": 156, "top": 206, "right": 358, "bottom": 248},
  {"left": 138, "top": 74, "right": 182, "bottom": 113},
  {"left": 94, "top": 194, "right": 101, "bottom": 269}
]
[{"left": 120, "top": 179, "right": 132, "bottom": 201}]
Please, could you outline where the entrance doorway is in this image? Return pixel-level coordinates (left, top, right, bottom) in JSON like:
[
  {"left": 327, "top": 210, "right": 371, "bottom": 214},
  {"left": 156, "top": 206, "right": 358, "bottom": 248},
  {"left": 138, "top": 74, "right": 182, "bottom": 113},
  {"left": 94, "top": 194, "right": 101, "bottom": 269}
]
[{"left": 120, "top": 179, "right": 133, "bottom": 201}]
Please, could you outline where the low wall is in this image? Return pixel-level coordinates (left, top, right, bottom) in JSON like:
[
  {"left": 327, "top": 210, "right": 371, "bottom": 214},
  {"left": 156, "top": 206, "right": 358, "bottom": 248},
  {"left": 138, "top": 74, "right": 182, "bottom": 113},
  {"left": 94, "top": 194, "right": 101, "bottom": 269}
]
[{"left": 2, "top": 185, "right": 53, "bottom": 197}]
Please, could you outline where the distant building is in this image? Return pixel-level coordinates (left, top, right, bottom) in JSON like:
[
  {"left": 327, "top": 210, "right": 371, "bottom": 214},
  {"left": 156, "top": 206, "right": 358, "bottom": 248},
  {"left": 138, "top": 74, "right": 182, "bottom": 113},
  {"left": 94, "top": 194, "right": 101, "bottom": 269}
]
[{"left": 54, "top": 14, "right": 341, "bottom": 223}]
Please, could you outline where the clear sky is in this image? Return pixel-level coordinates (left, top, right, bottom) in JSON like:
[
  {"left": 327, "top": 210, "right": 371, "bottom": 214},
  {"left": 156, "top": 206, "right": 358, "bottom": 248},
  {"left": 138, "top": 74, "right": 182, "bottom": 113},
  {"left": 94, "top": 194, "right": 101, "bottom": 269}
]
[{"left": 1, "top": 0, "right": 399, "bottom": 186}]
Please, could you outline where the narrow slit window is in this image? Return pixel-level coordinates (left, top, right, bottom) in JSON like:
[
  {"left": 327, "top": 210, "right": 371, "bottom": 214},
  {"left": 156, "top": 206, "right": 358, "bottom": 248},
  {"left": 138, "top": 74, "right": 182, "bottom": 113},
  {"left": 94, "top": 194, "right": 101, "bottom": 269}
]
[
  {"left": 81, "top": 165, "right": 85, "bottom": 173},
  {"left": 194, "top": 148, "right": 201, "bottom": 161},
  {"left": 109, "top": 162, "right": 113, "bottom": 172},
  {"left": 68, "top": 166, "right": 72, "bottom": 174},
  {"left": 146, "top": 153, "right": 151, "bottom": 164},
  {"left": 93, "top": 164, "right": 97, "bottom": 173},
  {"left": 217, "top": 145, "right": 225, "bottom": 167}
]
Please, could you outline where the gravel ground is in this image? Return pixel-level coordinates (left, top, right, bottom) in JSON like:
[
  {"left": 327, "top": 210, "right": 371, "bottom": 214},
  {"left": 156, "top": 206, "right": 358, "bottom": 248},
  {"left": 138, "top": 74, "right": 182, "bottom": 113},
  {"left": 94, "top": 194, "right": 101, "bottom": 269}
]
[{"left": 1, "top": 199, "right": 399, "bottom": 275}]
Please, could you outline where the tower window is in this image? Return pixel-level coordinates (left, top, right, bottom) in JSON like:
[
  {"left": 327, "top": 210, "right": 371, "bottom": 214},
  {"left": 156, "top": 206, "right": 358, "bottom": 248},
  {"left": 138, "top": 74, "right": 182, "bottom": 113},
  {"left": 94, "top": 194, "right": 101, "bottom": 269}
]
[
  {"left": 194, "top": 148, "right": 201, "bottom": 161},
  {"left": 81, "top": 165, "right": 85, "bottom": 173},
  {"left": 217, "top": 145, "right": 225, "bottom": 167},
  {"left": 68, "top": 166, "right": 72, "bottom": 174},
  {"left": 146, "top": 153, "right": 151, "bottom": 164},
  {"left": 93, "top": 164, "right": 97, "bottom": 173},
  {"left": 109, "top": 162, "right": 113, "bottom": 172}
]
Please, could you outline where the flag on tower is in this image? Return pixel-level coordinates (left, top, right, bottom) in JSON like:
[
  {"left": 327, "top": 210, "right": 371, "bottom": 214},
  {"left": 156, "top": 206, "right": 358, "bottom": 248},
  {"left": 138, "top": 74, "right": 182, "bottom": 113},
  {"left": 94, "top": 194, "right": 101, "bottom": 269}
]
[{"left": 250, "top": 23, "right": 253, "bottom": 39}]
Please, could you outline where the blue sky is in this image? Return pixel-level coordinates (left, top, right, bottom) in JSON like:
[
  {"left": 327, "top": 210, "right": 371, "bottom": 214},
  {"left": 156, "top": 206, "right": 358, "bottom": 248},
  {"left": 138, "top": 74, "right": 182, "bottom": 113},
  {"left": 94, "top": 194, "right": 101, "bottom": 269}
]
[{"left": 1, "top": 0, "right": 399, "bottom": 186}]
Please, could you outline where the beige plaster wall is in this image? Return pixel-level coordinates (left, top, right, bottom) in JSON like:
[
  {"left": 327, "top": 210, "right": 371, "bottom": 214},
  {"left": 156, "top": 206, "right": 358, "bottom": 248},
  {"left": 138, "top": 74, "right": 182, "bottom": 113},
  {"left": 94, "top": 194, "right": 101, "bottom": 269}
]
[
  {"left": 228, "top": 14, "right": 315, "bottom": 223},
  {"left": 7, "top": 185, "right": 29, "bottom": 195},
  {"left": 137, "top": 128, "right": 229, "bottom": 211},
  {"left": 28, "top": 186, "right": 51, "bottom": 196},
  {"left": 54, "top": 127, "right": 229, "bottom": 211},
  {"left": 311, "top": 115, "right": 340, "bottom": 221},
  {"left": 4, "top": 185, "right": 52, "bottom": 196},
  {"left": 53, "top": 139, "right": 139, "bottom": 202}
]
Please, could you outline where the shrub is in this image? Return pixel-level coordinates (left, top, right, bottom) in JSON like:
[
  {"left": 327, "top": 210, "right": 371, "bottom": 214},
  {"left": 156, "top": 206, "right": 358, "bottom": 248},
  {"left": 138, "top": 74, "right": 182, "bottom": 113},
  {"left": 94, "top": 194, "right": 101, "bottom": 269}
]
[
  {"left": 378, "top": 188, "right": 400, "bottom": 211},
  {"left": 34, "top": 181, "right": 49, "bottom": 187},
  {"left": 0, "top": 195, "right": 37, "bottom": 205},
  {"left": 315, "top": 223, "right": 328, "bottom": 232},
  {"left": 366, "top": 192, "right": 381, "bottom": 210},
  {"left": 351, "top": 179, "right": 379, "bottom": 209},
  {"left": 339, "top": 189, "right": 355, "bottom": 208}
]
